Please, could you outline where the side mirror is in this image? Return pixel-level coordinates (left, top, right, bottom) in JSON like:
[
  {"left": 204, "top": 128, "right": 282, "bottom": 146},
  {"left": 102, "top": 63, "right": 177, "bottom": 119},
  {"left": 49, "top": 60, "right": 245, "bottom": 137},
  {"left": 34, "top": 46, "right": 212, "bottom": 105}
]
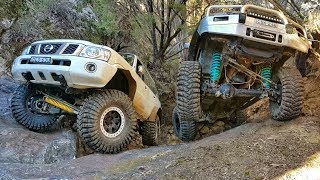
[{"left": 138, "top": 65, "right": 144, "bottom": 75}]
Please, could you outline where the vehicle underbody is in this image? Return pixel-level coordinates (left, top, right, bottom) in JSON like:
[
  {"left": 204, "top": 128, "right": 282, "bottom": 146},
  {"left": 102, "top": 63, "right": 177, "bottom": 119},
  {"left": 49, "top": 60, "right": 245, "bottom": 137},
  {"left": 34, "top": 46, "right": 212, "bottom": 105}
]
[{"left": 194, "top": 33, "right": 296, "bottom": 121}]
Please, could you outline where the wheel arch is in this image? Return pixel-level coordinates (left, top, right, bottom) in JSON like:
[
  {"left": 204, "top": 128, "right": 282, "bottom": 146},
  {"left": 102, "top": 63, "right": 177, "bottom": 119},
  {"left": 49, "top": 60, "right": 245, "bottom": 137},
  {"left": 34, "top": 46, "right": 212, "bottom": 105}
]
[
  {"left": 157, "top": 108, "right": 163, "bottom": 123},
  {"left": 147, "top": 106, "right": 162, "bottom": 122},
  {"left": 104, "top": 69, "right": 137, "bottom": 100}
]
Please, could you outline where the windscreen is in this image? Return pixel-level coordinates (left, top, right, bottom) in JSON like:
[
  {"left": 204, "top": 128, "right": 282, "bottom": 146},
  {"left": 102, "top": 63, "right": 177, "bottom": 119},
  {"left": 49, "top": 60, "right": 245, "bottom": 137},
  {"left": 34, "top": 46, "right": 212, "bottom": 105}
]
[{"left": 120, "top": 53, "right": 135, "bottom": 66}]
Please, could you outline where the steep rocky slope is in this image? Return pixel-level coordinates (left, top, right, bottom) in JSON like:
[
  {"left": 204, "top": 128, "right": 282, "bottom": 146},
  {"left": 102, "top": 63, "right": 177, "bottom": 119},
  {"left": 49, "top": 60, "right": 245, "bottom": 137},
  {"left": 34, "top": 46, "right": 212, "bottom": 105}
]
[
  {"left": 0, "top": 117, "right": 319, "bottom": 179},
  {"left": 0, "top": 76, "right": 77, "bottom": 164},
  {"left": 0, "top": 75, "right": 319, "bottom": 179}
]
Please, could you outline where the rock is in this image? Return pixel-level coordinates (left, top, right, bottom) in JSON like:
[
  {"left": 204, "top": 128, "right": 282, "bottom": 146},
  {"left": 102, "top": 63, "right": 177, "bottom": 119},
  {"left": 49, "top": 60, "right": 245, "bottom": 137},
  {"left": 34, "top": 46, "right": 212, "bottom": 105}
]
[
  {"left": 167, "top": 134, "right": 180, "bottom": 145},
  {"left": 200, "top": 126, "right": 210, "bottom": 134},
  {"left": 0, "top": 76, "right": 18, "bottom": 124},
  {"left": 0, "top": 127, "right": 76, "bottom": 164},
  {"left": 214, "top": 121, "right": 225, "bottom": 127},
  {"left": 194, "top": 132, "right": 201, "bottom": 140},
  {"left": 0, "top": 57, "right": 6, "bottom": 75},
  {"left": 81, "top": 6, "right": 98, "bottom": 21},
  {"left": 68, "top": 0, "right": 80, "bottom": 5},
  {"left": 224, "top": 124, "right": 232, "bottom": 130},
  {"left": 0, "top": 19, "right": 14, "bottom": 30},
  {"left": 0, "top": 117, "right": 319, "bottom": 179},
  {"left": 210, "top": 126, "right": 224, "bottom": 134},
  {"left": 0, "top": 76, "right": 77, "bottom": 164}
]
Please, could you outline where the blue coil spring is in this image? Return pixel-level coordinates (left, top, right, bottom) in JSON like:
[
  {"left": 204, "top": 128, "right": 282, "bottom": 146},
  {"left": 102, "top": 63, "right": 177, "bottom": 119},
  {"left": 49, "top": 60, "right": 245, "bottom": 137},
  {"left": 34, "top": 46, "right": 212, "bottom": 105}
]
[
  {"left": 261, "top": 66, "right": 271, "bottom": 89},
  {"left": 210, "top": 52, "right": 222, "bottom": 81}
]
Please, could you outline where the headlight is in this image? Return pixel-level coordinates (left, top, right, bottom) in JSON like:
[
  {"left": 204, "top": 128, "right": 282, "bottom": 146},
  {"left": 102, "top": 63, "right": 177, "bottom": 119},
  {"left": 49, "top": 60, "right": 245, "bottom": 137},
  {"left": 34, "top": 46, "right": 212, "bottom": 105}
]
[
  {"left": 21, "top": 46, "right": 30, "bottom": 55},
  {"left": 79, "top": 46, "right": 111, "bottom": 61}
]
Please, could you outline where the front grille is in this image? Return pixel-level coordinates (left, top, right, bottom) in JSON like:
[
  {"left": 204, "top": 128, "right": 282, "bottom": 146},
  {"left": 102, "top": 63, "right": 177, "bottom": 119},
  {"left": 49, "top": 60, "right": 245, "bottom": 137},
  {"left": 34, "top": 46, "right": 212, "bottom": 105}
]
[
  {"left": 27, "top": 42, "right": 81, "bottom": 55},
  {"left": 29, "top": 45, "right": 36, "bottom": 54},
  {"left": 39, "top": 44, "right": 62, "bottom": 54},
  {"left": 62, "top": 44, "right": 79, "bottom": 54}
]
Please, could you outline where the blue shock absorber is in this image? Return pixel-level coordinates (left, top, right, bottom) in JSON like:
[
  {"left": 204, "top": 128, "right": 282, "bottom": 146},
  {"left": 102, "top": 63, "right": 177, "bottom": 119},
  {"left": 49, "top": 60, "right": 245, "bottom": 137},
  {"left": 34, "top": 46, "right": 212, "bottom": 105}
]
[
  {"left": 261, "top": 66, "right": 271, "bottom": 89},
  {"left": 210, "top": 52, "right": 222, "bottom": 81}
]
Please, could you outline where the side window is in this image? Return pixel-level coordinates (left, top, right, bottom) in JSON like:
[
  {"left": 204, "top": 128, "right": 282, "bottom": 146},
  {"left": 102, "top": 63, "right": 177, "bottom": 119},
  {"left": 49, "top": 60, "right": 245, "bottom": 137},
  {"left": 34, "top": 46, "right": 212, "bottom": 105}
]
[
  {"left": 136, "top": 60, "right": 144, "bottom": 81},
  {"left": 119, "top": 53, "right": 135, "bottom": 66},
  {"left": 136, "top": 59, "right": 157, "bottom": 95}
]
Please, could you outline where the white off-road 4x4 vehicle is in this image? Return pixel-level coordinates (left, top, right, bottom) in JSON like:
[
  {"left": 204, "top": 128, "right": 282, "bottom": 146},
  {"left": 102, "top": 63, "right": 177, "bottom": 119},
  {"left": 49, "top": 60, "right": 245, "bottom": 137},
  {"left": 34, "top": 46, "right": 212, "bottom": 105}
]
[
  {"left": 173, "top": 5, "right": 310, "bottom": 141},
  {"left": 11, "top": 39, "right": 162, "bottom": 153}
]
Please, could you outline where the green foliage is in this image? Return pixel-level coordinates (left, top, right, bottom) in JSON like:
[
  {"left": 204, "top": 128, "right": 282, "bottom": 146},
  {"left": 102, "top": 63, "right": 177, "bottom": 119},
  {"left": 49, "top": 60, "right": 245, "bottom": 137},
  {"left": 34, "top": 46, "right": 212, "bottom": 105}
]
[
  {"left": 26, "top": 0, "right": 55, "bottom": 14},
  {"left": 170, "top": 1, "right": 187, "bottom": 14},
  {"left": 92, "top": 0, "right": 119, "bottom": 36},
  {"left": 0, "top": 0, "right": 26, "bottom": 19},
  {"left": 130, "top": 13, "right": 153, "bottom": 44}
]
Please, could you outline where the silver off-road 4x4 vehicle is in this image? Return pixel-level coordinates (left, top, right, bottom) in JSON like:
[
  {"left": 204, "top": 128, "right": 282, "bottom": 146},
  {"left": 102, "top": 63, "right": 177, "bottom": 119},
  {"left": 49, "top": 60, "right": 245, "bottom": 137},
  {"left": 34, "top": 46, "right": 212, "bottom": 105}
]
[
  {"left": 11, "top": 39, "right": 162, "bottom": 153},
  {"left": 173, "top": 5, "right": 310, "bottom": 141}
]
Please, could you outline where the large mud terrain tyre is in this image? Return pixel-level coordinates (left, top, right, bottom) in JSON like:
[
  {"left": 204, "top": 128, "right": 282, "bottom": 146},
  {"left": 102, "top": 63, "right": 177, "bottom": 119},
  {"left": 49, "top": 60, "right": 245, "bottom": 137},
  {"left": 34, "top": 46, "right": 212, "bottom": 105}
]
[
  {"left": 172, "top": 107, "right": 196, "bottom": 141},
  {"left": 78, "top": 90, "right": 137, "bottom": 154},
  {"left": 140, "top": 115, "right": 160, "bottom": 146},
  {"left": 176, "top": 61, "right": 201, "bottom": 121},
  {"left": 175, "top": 61, "right": 201, "bottom": 141},
  {"left": 11, "top": 84, "right": 57, "bottom": 131},
  {"left": 269, "top": 67, "right": 304, "bottom": 121}
]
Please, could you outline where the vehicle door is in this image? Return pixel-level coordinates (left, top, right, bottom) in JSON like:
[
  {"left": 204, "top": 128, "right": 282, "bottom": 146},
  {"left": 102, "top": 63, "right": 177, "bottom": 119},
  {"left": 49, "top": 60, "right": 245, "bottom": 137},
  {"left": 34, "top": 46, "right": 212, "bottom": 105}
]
[{"left": 132, "top": 59, "right": 157, "bottom": 118}]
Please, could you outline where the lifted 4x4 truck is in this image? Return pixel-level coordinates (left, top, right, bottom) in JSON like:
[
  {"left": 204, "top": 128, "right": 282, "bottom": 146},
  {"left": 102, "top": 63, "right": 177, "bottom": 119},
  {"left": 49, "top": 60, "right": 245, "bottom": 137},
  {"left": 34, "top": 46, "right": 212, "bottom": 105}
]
[
  {"left": 173, "top": 5, "right": 310, "bottom": 141},
  {"left": 11, "top": 39, "right": 161, "bottom": 153}
]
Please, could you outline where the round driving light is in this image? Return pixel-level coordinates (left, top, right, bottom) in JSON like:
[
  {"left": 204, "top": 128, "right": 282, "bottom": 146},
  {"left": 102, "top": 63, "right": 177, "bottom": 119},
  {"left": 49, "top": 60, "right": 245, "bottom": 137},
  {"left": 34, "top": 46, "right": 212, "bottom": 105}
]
[{"left": 85, "top": 63, "right": 97, "bottom": 73}]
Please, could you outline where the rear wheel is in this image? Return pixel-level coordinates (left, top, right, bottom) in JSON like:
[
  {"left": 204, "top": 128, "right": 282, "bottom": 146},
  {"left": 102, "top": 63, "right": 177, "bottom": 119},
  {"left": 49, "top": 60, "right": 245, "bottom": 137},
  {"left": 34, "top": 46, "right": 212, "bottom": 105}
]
[
  {"left": 269, "top": 67, "right": 304, "bottom": 121},
  {"left": 77, "top": 90, "right": 137, "bottom": 154},
  {"left": 11, "top": 84, "right": 58, "bottom": 131},
  {"left": 172, "top": 107, "right": 196, "bottom": 142},
  {"left": 140, "top": 115, "right": 160, "bottom": 146}
]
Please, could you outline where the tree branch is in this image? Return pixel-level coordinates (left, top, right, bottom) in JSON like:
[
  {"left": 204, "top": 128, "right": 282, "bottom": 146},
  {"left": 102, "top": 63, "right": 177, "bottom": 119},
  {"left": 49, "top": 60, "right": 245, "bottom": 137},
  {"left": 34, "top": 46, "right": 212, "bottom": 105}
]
[
  {"left": 287, "top": 0, "right": 305, "bottom": 20},
  {"left": 164, "top": 48, "right": 185, "bottom": 61},
  {"left": 267, "top": 0, "right": 301, "bottom": 23},
  {"left": 146, "top": 0, "right": 159, "bottom": 57}
]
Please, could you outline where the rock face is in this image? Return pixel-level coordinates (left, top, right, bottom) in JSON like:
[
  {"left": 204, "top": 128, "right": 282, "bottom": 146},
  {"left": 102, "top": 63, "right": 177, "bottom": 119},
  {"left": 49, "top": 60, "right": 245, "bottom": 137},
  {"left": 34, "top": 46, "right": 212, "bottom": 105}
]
[
  {"left": 0, "top": 117, "right": 319, "bottom": 179},
  {"left": 0, "top": 76, "right": 319, "bottom": 179},
  {"left": 0, "top": 127, "right": 76, "bottom": 164},
  {"left": 0, "top": 76, "right": 77, "bottom": 164}
]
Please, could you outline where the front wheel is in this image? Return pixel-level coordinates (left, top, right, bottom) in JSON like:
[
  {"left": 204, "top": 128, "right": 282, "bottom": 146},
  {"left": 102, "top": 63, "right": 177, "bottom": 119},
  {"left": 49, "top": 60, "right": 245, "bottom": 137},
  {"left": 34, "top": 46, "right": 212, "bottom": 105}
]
[
  {"left": 269, "top": 67, "right": 304, "bottom": 121},
  {"left": 77, "top": 90, "right": 137, "bottom": 154},
  {"left": 11, "top": 84, "right": 58, "bottom": 131}
]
